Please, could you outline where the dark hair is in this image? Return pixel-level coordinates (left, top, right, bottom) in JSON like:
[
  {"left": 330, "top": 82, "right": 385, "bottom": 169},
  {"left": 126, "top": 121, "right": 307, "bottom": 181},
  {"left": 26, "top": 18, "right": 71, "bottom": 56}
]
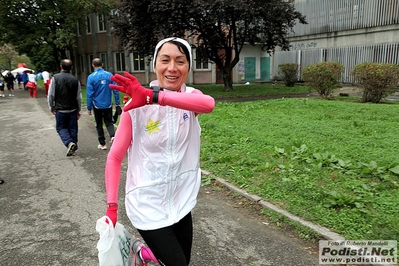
[
  {"left": 92, "top": 58, "right": 102, "bottom": 67},
  {"left": 154, "top": 40, "right": 191, "bottom": 70},
  {"left": 61, "top": 59, "right": 73, "bottom": 71}
]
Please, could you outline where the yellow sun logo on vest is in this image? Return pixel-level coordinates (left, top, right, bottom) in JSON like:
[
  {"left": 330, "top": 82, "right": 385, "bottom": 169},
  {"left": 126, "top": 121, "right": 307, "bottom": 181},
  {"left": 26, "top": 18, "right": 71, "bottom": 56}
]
[{"left": 145, "top": 119, "right": 161, "bottom": 134}]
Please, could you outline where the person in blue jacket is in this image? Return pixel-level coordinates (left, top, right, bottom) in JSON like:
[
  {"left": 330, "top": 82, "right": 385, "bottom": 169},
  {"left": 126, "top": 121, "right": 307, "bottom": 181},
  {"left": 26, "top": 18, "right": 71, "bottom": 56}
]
[
  {"left": 86, "top": 58, "right": 120, "bottom": 150},
  {"left": 21, "top": 71, "right": 28, "bottom": 91}
]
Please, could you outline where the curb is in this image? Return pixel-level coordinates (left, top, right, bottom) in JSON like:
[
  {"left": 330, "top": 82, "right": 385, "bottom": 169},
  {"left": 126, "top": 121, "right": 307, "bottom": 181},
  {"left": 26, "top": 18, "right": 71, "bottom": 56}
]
[
  {"left": 201, "top": 169, "right": 344, "bottom": 240},
  {"left": 212, "top": 175, "right": 345, "bottom": 241}
]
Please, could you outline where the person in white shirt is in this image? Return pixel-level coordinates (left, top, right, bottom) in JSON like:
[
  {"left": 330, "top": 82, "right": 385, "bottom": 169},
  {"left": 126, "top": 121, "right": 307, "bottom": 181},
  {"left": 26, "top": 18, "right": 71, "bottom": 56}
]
[
  {"left": 42, "top": 71, "right": 51, "bottom": 96},
  {"left": 26, "top": 71, "right": 37, "bottom": 98}
]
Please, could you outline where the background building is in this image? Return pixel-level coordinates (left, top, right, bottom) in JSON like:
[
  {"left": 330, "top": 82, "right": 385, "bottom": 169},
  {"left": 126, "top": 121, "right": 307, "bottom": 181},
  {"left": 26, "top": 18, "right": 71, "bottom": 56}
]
[
  {"left": 273, "top": 0, "right": 399, "bottom": 83},
  {"left": 73, "top": 13, "right": 216, "bottom": 86},
  {"left": 73, "top": 0, "right": 399, "bottom": 85}
]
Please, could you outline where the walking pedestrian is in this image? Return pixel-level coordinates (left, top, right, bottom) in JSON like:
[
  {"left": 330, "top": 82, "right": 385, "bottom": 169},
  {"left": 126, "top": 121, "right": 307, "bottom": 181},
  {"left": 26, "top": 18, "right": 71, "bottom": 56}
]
[
  {"left": 26, "top": 71, "right": 37, "bottom": 98},
  {"left": 104, "top": 37, "right": 215, "bottom": 266},
  {"left": 47, "top": 59, "right": 82, "bottom": 157},
  {"left": 0, "top": 74, "right": 5, "bottom": 97},
  {"left": 86, "top": 58, "right": 120, "bottom": 150},
  {"left": 4, "top": 70, "right": 15, "bottom": 97},
  {"left": 16, "top": 72, "right": 22, "bottom": 89},
  {"left": 21, "top": 71, "right": 28, "bottom": 91},
  {"left": 42, "top": 71, "right": 52, "bottom": 96}
]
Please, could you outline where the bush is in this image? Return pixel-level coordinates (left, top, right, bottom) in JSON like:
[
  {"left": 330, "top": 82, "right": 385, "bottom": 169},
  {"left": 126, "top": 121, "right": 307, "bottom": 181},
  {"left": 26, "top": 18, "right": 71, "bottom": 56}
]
[
  {"left": 303, "top": 62, "right": 344, "bottom": 99},
  {"left": 278, "top": 63, "right": 299, "bottom": 87},
  {"left": 351, "top": 62, "right": 399, "bottom": 103}
]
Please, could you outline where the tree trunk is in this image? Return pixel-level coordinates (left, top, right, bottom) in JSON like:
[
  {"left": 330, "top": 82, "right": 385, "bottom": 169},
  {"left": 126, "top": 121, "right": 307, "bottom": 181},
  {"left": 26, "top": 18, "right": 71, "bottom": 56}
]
[{"left": 222, "top": 67, "right": 233, "bottom": 91}]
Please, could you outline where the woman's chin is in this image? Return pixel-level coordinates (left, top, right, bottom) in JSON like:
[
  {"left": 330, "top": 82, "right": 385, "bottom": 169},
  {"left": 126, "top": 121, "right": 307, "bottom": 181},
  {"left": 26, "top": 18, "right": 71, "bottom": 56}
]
[{"left": 162, "top": 82, "right": 182, "bottom": 91}]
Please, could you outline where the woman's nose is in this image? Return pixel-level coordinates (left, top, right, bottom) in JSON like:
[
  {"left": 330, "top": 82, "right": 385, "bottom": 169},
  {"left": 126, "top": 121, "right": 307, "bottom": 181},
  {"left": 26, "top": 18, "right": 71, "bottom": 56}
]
[{"left": 167, "top": 61, "right": 177, "bottom": 71}]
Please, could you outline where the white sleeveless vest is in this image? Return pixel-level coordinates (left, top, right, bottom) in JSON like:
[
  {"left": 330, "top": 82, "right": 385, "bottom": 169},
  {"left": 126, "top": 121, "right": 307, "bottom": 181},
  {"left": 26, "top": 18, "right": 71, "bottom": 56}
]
[{"left": 125, "top": 87, "right": 201, "bottom": 230}]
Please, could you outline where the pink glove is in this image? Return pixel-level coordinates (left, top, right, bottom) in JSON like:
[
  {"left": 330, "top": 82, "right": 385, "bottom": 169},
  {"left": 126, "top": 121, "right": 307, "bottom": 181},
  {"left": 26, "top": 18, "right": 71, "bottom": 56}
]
[
  {"left": 110, "top": 72, "right": 154, "bottom": 111},
  {"left": 105, "top": 205, "right": 118, "bottom": 227}
]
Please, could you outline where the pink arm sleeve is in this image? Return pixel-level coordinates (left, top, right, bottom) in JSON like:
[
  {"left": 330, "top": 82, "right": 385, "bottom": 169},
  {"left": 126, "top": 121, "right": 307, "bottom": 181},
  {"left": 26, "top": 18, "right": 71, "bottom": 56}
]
[
  {"left": 158, "top": 89, "right": 215, "bottom": 115},
  {"left": 105, "top": 110, "right": 132, "bottom": 204}
]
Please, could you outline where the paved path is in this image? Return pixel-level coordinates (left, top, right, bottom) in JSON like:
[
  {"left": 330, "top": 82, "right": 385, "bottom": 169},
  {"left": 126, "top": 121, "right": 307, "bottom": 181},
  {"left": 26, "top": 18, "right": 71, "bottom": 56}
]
[{"left": 0, "top": 88, "right": 320, "bottom": 266}]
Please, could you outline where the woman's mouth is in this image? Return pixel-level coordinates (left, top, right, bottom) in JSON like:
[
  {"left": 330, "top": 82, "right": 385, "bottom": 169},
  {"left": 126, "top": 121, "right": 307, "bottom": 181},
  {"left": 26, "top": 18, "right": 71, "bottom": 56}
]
[{"left": 165, "top": 76, "right": 179, "bottom": 80}]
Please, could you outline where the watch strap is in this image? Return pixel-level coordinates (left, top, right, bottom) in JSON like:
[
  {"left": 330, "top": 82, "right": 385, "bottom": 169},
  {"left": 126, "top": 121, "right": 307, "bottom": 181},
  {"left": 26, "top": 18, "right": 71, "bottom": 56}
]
[{"left": 151, "top": 86, "right": 164, "bottom": 104}]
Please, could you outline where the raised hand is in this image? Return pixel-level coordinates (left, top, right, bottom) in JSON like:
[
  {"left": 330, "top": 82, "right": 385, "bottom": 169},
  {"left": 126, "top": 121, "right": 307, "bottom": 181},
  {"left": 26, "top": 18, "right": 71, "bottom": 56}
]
[{"left": 110, "top": 72, "right": 154, "bottom": 111}]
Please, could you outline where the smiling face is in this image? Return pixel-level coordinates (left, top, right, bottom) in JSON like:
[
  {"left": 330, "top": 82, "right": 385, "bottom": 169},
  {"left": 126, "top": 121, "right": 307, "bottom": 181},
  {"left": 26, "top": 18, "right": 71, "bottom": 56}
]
[{"left": 154, "top": 42, "right": 189, "bottom": 91}]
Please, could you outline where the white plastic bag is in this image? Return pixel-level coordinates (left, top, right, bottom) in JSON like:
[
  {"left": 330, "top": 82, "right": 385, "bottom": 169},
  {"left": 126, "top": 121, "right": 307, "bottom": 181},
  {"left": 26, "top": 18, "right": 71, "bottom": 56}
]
[{"left": 96, "top": 216, "right": 132, "bottom": 266}]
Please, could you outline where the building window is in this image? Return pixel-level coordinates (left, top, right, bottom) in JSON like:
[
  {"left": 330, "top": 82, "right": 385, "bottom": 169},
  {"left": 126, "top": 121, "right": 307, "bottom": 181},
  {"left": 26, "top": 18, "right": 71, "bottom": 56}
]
[
  {"left": 131, "top": 52, "right": 145, "bottom": 71},
  {"left": 88, "top": 54, "right": 93, "bottom": 72},
  {"left": 194, "top": 49, "right": 210, "bottom": 70},
  {"left": 111, "top": 9, "right": 119, "bottom": 16},
  {"left": 115, "top": 52, "right": 125, "bottom": 72},
  {"left": 100, "top": 53, "right": 108, "bottom": 70},
  {"left": 98, "top": 14, "right": 106, "bottom": 32},
  {"left": 86, "top": 16, "right": 91, "bottom": 34},
  {"left": 110, "top": 9, "right": 118, "bottom": 30}
]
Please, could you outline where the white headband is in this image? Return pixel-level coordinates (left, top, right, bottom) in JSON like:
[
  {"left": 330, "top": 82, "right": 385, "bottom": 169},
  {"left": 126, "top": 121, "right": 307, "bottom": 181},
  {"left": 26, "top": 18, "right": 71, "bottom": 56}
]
[{"left": 152, "top": 37, "right": 192, "bottom": 70}]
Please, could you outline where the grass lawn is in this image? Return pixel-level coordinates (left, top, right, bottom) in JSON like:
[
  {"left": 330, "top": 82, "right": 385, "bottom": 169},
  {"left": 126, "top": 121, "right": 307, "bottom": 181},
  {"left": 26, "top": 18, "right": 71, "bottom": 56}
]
[
  {"left": 80, "top": 82, "right": 399, "bottom": 243},
  {"left": 198, "top": 87, "right": 399, "bottom": 243}
]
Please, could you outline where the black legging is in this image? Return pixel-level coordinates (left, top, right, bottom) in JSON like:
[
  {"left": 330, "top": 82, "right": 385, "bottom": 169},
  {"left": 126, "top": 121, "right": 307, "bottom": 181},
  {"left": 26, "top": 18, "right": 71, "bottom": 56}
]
[{"left": 137, "top": 212, "right": 193, "bottom": 266}]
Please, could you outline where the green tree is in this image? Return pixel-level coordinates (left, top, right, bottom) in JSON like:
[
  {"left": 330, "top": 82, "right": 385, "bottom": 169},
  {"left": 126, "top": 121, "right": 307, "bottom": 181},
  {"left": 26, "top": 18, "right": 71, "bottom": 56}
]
[
  {"left": 111, "top": 0, "right": 306, "bottom": 91},
  {"left": 0, "top": 44, "right": 18, "bottom": 70},
  {"left": 0, "top": 0, "right": 117, "bottom": 72}
]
